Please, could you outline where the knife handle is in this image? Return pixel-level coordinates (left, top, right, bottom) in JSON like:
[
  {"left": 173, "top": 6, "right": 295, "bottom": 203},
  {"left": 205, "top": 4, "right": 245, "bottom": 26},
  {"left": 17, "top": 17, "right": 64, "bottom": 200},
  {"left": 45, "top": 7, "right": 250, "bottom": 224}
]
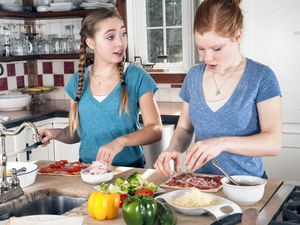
[{"left": 210, "top": 213, "right": 242, "bottom": 225}]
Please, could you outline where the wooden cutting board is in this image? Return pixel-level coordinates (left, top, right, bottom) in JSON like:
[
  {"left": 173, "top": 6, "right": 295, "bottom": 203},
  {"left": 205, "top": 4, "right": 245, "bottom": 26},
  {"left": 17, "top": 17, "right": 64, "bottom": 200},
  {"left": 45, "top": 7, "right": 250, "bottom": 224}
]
[{"left": 36, "top": 161, "right": 126, "bottom": 176}]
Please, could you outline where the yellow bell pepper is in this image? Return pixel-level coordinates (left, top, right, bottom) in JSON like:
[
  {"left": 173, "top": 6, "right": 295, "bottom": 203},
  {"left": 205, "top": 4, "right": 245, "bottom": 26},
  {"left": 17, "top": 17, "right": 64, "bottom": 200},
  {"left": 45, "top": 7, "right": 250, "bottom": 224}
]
[{"left": 87, "top": 191, "right": 120, "bottom": 220}]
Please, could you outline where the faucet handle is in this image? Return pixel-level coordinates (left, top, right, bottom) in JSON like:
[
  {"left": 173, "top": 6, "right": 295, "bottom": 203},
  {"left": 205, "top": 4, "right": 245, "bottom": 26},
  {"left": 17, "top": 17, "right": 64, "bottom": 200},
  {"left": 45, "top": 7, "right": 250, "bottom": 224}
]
[
  {"left": 33, "top": 133, "right": 42, "bottom": 143},
  {"left": 10, "top": 168, "right": 21, "bottom": 189}
]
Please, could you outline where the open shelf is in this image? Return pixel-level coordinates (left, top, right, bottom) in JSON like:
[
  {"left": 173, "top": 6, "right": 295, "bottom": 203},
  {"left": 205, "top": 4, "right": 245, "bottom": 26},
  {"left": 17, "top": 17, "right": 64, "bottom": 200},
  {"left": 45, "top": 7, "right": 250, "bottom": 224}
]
[
  {"left": 0, "top": 53, "right": 94, "bottom": 62},
  {"left": 0, "top": 9, "right": 97, "bottom": 19}
]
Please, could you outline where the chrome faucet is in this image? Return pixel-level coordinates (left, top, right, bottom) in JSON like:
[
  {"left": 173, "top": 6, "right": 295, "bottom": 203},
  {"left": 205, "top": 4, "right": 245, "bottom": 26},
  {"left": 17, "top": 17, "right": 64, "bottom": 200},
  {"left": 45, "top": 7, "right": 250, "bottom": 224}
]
[{"left": 0, "top": 119, "right": 41, "bottom": 203}]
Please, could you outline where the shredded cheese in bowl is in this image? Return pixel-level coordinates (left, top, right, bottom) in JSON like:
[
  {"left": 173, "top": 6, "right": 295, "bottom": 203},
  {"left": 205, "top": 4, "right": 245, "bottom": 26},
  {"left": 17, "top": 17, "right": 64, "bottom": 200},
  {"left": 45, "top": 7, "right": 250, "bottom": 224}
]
[{"left": 171, "top": 189, "right": 219, "bottom": 208}]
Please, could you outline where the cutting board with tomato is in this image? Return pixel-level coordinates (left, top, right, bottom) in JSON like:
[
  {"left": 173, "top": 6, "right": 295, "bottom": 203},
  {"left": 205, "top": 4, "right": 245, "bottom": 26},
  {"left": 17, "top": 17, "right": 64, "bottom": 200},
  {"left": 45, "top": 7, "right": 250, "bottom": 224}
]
[{"left": 37, "top": 160, "right": 88, "bottom": 176}]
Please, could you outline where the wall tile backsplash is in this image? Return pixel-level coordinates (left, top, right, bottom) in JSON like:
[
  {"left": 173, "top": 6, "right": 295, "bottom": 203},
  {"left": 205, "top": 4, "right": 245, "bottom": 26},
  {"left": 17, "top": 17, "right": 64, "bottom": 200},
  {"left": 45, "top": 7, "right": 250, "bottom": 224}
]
[{"left": 0, "top": 59, "right": 183, "bottom": 102}]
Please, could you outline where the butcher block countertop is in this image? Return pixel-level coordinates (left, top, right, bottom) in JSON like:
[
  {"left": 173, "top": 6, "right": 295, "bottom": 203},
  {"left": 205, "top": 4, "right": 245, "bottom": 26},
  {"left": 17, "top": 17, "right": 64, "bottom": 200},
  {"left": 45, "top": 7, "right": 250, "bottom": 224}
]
[{"left": 0, "top": 161, "right": 282, "bottom": 225}]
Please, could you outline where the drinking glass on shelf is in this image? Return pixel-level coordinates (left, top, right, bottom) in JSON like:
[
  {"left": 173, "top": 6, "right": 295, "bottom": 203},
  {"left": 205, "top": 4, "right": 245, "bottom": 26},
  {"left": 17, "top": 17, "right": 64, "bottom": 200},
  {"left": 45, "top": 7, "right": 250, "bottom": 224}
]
[
  {"left": 38, "top": 39, "right": 51, "bottom": 54},
  {"left": 11, "top": 39, "right": 24, "bottom": 56}
]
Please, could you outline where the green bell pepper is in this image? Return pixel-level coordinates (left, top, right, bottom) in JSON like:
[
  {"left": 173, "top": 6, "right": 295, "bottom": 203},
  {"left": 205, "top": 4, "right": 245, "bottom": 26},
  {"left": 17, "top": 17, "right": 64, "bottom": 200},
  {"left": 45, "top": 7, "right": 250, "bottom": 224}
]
[{"left": 122, "top": 194, "right": 157, "bottom": 225}]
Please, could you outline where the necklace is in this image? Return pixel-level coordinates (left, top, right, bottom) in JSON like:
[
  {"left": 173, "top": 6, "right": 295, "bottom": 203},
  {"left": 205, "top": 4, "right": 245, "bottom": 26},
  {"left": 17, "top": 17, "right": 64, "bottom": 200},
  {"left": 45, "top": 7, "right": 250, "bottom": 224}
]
[
  {"left": 91, "top": 67, "right": 118, "bottom": 86},
  {"left": 212, "top": 56, "right": 244, "bottom": 96}
]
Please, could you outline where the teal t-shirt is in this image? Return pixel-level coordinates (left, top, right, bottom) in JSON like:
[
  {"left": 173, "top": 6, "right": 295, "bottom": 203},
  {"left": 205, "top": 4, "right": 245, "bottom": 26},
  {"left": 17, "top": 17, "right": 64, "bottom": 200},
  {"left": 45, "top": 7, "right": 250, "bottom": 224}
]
[
  {"left": 65, "top": 64, "right": 158, "bottom": 165},
  {"left": 180, "top": 58, "right": 281, "bottom": 177}
]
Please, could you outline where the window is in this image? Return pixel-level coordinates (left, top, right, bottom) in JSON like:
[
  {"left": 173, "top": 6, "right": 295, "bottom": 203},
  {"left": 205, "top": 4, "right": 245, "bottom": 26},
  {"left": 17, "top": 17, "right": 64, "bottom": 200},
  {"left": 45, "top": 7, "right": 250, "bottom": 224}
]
[{"left": 127, "top": 0, "right": 197, "bottom": 71}]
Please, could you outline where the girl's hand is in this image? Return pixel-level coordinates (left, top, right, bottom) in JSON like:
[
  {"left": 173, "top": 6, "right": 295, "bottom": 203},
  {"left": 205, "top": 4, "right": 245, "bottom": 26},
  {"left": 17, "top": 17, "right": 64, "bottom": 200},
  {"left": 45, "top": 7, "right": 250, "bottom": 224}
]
[
  {"left": 154, "top": 148, "right": 181, "bottom": 177},
  {"left": 38, "top": 128, "right": 57, "bottom": 146},
  {"left": 96, "top": 137, "right": 125, "bottom": 164},
  {"left": 184, "top": 138, "right": 224, "bottom": 171}
]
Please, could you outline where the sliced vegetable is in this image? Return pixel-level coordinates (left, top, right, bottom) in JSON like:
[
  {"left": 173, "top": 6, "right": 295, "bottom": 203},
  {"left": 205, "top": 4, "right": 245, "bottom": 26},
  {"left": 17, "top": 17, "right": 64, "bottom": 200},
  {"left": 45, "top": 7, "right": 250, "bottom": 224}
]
[
  {"left": 97, "top": 172, "right": 158, "bottom": 196},
  {"left": 119, "top": 193, "right": 129, "bottom": 208},
  {"left": 87, "top": 191, "right": 120, "bottom": 220},
  {"left": 135, "top": 188, "right": 155, "bottom": 197}
]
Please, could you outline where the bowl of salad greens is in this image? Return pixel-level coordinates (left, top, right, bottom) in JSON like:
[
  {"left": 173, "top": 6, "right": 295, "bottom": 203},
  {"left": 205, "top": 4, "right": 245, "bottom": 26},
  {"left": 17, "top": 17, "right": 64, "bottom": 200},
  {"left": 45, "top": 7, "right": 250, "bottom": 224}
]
[{"left": 95, "top": 172, "right": 158, "bottom": 195}]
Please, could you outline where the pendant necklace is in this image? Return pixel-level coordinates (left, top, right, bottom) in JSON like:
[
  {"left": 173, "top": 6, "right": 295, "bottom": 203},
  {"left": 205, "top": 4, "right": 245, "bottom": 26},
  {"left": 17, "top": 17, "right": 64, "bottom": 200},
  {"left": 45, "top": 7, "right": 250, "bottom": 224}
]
[
  {"left": 91, "top": 67, "right": 118, "bottom": 86},
  {"left": 212, "top": 57, "right": 244, "bottom": 96}
]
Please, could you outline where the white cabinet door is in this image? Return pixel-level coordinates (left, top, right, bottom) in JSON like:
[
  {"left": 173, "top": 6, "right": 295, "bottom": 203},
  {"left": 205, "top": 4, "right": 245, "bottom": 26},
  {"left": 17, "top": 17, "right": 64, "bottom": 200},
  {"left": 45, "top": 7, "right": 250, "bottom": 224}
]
[
  {"left": 263, "top": 129, "right": 300, "bottom": 182},
  {"left": 18, "top": 122, "right": 54, "bottom": 162},
  {"left": 53, "top": 119, "right": 80, "bottom": 162}
]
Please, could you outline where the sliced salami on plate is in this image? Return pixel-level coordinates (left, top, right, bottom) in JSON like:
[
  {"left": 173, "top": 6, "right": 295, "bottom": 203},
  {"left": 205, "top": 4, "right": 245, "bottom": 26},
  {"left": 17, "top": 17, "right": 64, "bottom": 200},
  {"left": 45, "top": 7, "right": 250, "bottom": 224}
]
[{"left": 160, "top": 173, "right": 223, "bottom": 192}]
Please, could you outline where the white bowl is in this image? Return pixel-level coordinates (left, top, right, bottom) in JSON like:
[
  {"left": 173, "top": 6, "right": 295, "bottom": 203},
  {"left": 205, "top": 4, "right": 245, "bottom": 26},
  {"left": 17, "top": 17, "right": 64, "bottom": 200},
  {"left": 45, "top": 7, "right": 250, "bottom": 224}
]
[
  {"left": 80, "top": 171, "right": 113, "bottom": 185},
  {"left": 155, "top": 189, "right": 242, "bottom": 218},
  {"left": 6, "top": 162, "right": 38, "bottom": 188},
  {"left": 221, "top": 175, "right": 267, "bottom": 205},
  {"left": 0, "top": 94, "right": 31, "bottom": 111}
]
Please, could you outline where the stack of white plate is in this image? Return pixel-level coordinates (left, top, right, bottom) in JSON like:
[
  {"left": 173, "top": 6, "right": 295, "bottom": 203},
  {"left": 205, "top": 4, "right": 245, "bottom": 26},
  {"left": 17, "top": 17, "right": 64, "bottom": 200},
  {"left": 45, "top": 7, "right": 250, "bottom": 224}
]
[
  {"left": 84, "top": 0, "right": 115, "bottom": 3},
  {"left": 80, "top": 0, "right": 115, "bottom": 9},
  {"left": 37, "top": 5, "right": 50, "bottom": 12},
  {"left": 49, "top": 2, "right": 75, "bottom": 11},
  {"left": 2, "top": 4, "right": 23, "bottom": 12}
]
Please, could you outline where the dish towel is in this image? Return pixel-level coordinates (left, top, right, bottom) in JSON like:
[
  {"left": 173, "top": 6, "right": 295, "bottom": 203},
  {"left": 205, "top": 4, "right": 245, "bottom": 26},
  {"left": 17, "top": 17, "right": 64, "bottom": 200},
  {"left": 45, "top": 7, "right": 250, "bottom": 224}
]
[{"left": 5, "top": 215, "right": 85, "bottom": 225}]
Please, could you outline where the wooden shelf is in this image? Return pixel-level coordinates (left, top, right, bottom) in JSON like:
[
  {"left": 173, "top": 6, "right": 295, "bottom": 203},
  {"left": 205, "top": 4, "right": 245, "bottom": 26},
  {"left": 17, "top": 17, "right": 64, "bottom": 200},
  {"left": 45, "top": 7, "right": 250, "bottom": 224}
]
[
  {"left": 36, "top": 9, "right": 97, "bottom": 19},
  {"left": 0, "top": 10, "right": 36, "bottom": 19},
  {"left": 0, "top": 53, "right": 94, "bottom": 62},
  {"left": 0, "top": 9, "right": 98, "bottom": 19}
]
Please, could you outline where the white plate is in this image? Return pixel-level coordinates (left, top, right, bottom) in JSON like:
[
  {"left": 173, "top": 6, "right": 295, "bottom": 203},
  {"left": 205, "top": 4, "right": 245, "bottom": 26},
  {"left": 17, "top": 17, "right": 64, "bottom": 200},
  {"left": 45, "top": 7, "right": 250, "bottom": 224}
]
[
  {"left": 36, "top": 5, "right": 50, "bottom": 12},
  {"left": 80, "top": 2, "right": 115, "bottom": 9},
  {"left": 155, "top": 190, "right": 242, "bottom": 219}
]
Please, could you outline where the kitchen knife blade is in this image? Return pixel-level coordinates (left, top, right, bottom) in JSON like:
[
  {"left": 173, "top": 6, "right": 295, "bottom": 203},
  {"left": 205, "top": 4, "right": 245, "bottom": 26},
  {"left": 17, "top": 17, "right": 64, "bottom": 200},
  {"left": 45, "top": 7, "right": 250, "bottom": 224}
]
[
  {"left": 210, "top": 213, "right": 242, "bottom": 225},
  {"left": 19, "top": 141, "right": 43, "bottom": 154}
]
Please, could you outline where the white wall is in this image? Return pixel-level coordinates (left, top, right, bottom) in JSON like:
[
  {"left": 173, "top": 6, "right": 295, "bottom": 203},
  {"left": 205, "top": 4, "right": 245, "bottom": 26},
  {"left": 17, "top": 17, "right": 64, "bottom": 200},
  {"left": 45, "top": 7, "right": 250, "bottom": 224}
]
[
  {"left": 241, "top": 0, "right": 300, "bottom": 122},
  {"left": 241, "top": 0, "right": 300, "bottom": 182}
]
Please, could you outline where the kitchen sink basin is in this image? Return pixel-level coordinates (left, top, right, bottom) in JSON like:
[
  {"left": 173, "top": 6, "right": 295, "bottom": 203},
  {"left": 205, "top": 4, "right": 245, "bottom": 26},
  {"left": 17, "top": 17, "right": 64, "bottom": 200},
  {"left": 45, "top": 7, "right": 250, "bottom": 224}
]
[{"left": 0, "top": 195, "right": 87, "bottom": 221}]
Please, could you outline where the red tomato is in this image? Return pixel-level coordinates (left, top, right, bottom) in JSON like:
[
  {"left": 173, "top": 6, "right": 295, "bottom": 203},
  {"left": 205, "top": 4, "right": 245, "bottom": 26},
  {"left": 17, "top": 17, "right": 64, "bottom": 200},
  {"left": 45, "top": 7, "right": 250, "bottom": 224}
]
[
  {"left": 66, "top": 166, "right": 81, "bottom": 174},
  {"left": 39, "top": 167, "right": 54, "bottom": 173},
  {"left": 71, "top": 161, "right": 82, "bottom": 167},
  {"left": 135, "top": 189, "right": 155, "bottom": 197},
  {"left": 119, "top": 194, "right": 129, "bottom": 208},
  {"left": 58, "top": 160, "right": 68, "bottom": 165},
  {"left": 49, "top": 162, "right": 61, "bottom": 169}
]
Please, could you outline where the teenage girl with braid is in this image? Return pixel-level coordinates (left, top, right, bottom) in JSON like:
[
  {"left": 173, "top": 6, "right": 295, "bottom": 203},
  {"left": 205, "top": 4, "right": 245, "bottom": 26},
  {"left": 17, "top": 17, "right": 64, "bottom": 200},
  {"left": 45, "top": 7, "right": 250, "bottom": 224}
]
[
  {"left": 155, "top": 0, "right": 282, "bottom": 177},
  {"left": 39, "top": 7, "right": 162, "bottom": 167}
]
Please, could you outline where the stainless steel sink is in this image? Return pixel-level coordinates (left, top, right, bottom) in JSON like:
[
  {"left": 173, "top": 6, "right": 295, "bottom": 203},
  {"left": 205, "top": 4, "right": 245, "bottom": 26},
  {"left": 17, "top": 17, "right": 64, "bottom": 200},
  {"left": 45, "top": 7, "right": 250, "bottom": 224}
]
[{"left": 0, "top": 195, "right": 87, "bottom": 221}]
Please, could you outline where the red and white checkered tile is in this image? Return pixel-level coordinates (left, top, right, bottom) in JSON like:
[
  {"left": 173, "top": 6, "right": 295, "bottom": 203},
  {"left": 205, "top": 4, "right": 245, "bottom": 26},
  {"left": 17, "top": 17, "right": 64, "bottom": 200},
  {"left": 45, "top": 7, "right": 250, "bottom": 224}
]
[
  {"left": 0, "top": 61, "right": 28, "bottom": 93},
  {"left": 0, "top": 59, "right": 183, "bottom": 102},
  {"left": 37, "top": 60, "right": 79, "bottom": 100}
]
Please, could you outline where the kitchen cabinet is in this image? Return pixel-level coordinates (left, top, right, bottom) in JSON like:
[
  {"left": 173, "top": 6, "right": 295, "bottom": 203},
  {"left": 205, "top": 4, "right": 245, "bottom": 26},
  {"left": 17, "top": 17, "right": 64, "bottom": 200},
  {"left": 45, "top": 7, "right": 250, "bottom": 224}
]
[
  {"left": 11, "top": 117, "right": 79, "bottom": 162},
  {"left": 17, "top": 119, "right": 54, "bottom": 162},
  {"left": 52, "top": 117, "right": 80, "bottom": 162},
  {"left": 263, "top": 126, "right": 300, "bottom": 182}
]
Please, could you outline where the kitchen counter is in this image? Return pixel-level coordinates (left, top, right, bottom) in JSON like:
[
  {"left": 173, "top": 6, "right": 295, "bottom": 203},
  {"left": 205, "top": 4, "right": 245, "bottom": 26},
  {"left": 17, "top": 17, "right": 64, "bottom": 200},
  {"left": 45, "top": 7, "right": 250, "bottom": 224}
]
[
  {"left": 0, "top": 161, "right": 283, "bottom": 225},
  {"left": 1, "top": 100, "right": 182, "bottom": 128}
]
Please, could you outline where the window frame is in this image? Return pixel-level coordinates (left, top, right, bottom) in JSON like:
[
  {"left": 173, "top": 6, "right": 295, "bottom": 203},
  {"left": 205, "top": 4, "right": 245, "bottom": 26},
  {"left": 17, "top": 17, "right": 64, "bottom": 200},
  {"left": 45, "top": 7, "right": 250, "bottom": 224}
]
[{"left": 126, "top": 0, "right": 196, "bottom": 72}]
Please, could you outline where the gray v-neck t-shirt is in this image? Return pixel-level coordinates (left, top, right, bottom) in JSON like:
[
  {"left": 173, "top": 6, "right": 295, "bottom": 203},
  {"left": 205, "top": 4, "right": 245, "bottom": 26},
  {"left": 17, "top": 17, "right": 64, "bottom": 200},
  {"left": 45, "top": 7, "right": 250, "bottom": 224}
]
[{"left": 180, "top": 58, "right": 281, "bottom": 177}]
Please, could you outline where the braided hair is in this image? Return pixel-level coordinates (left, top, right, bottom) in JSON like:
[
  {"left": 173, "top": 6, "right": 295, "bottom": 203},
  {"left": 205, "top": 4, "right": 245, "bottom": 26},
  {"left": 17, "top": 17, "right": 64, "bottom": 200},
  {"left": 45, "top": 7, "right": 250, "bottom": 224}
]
[
  {"left": 69, "top": 7, "right": 128, "bottom": 134},
  {"left": 194, "top": 0, "right": 243, "bottom": 38}
]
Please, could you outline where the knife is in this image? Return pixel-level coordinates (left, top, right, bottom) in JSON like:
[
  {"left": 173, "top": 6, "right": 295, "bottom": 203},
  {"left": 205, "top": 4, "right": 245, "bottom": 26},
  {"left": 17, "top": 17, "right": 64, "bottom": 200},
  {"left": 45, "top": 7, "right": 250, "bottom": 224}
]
[
  {"left": 19, "top": 141, "right": 43, "bottom": 154},
  {"left": 210, "top": 213, "right": 242, "bottom": 225}
]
